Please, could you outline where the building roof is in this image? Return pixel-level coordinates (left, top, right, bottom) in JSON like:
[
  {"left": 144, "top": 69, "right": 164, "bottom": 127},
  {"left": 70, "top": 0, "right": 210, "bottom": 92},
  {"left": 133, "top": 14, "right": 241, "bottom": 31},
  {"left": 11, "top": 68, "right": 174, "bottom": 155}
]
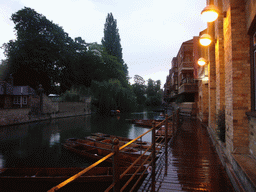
[{"left": 13, "top": 86, "right": 36, "bottom": 96}]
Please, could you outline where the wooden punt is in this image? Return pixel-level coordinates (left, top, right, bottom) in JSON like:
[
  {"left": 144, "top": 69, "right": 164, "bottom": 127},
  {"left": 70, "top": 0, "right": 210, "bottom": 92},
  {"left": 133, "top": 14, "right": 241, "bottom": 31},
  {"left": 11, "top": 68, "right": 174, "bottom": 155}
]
[
  {"left": 0, "top": 166, "right": 147, "bottom": 192},
  {"left": 63, "top": 140, "right": 151, "bottom": 166},
  {"left": 132, "top": 119, "right": 165, "bottom": 128},
  {"left": 91, "top": 132, "right": 150, "bottom": 145},
  {"left": 66, "top": 138, "right": 140, "bottom": 152},
  {"left": 91, "top": 132, "right": 146, "bottom": 143},
  {"left": 86, "top": 135, "right": 154, "bottom": 150},
  {"left": 90, "top": 133, "right": 164, "bottom": 150}
]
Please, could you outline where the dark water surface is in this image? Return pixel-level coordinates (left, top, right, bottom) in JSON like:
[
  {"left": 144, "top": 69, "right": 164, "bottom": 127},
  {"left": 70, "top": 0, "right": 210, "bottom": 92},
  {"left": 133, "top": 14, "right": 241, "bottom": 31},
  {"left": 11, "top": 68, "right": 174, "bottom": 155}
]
[{"left": 0, "top": 111, "right": 159, "bottom": 168}]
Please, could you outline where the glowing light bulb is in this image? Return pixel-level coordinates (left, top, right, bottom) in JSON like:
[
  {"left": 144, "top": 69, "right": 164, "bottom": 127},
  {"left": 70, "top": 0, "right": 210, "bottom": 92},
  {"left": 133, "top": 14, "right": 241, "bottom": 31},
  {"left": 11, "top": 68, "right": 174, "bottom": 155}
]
[
  {"left": 199, "top": 34, "right": 212, "bottom": 46},
  {"left": 201, "top": 5, "right": 220, "bottom": 22},
  {"left": 197, "top": 58, "right": 207, "bottom": 66}
]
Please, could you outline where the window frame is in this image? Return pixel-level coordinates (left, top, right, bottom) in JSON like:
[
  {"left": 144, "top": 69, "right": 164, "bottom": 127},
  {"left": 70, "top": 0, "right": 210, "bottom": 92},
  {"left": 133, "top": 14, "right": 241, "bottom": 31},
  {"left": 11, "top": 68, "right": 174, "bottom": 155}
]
[
  {"left": 13, "top": 96, "right": 20, "bottom": 104},
  {"left": 23, "top": 96, "right": 27, "bottom": 105}
]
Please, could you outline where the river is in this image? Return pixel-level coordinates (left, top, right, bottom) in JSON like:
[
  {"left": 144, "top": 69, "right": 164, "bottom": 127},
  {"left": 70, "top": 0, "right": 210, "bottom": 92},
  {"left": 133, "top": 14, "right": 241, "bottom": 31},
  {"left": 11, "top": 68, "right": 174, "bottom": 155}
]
[{"left": 0, "top": 111, "right": 161, "bottom": 168}]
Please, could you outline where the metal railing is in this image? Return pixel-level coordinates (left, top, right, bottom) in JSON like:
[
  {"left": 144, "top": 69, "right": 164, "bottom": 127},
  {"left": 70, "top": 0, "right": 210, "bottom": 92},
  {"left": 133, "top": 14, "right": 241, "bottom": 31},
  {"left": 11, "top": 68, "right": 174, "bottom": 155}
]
[{"left": 48, "top": 112, "right": 180, "bottom": 192}]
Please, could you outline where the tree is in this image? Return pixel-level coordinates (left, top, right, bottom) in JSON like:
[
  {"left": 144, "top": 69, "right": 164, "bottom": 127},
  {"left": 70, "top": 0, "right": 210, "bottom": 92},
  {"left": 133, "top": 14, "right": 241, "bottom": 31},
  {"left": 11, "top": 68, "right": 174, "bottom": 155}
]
[
  {"left": 134, "top": 75, "right": 145, "bottom": 85},
  {"left": 0, "top": 59, "right": 10, "bottom": 81},
  {"left": 146, "top": 78, "right": 155, "bottom": 97},
  {"left": 3, "top": 7, "right": 75, "bottom": 94},
  {"left": 91, "top": 79, "right": 136, "bottom": 114},
  {"left": 102, "top": 13, "right": 128, "bottom": 76},
  {"left": 145, "top": 78, "right": 162, "bottom": 107},
  {"left": 132, "top": 75, "right": 146, "bottom": 105}
]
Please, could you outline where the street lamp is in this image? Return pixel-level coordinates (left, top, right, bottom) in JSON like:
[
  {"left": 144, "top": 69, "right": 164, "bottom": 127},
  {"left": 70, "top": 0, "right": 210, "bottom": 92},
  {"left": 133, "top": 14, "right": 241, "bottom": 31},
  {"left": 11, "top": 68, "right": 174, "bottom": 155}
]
[
  {"left": 199, "top": 34, "right": 212, "bottom": 46},
  {"left": 201, "top": 5, "right": 220, "bottom": 22},
  {"left": 197, "top": 57, "right": 208, "bottom": 66}
]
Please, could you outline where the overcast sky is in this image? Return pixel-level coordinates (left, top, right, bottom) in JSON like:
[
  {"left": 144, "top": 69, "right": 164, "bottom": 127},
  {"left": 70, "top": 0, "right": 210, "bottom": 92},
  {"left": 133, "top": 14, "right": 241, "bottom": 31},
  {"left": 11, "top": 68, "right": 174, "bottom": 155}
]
[{"left": 0, "top": 0, "right": 206, "bottom": 88}]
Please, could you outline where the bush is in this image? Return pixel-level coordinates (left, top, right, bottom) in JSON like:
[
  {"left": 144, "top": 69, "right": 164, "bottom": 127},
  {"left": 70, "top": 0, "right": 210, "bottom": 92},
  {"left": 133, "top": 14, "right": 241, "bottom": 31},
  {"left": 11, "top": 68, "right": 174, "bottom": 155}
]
[
  {"left": 216, "top": 110, "right": 225, "bottom": 142},
  {"left": 62, "top": 91, "right": 80, "bottom": 102}
]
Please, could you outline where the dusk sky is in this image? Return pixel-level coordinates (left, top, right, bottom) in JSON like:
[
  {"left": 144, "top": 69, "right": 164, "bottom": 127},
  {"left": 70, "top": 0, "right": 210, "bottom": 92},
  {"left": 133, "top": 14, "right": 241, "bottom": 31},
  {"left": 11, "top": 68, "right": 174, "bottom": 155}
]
[{"left": 0, "top": 0, "right": 207, "bottom": 87}]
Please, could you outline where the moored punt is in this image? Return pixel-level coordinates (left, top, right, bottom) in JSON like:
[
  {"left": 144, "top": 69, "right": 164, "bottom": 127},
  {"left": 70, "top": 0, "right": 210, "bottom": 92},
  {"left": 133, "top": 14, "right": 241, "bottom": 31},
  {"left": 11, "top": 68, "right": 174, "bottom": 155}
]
[
  {"left": 85, "top": 136, "right": 152, "bottom": 151},
  {"left": 89, "top": 133, "right": 164, "bottom": 151},
  {"left": 63, "top": 140, "right": 151, "bottom": 166},
  {"left": 91, "top": 132, "right": 147, "bottom": 144},
  {"left": 65, "top": 138, "right": 156, "bottom": 157},
  {"left": 0, "top": 166, "right": 148, "bottom": 192},
  {"left": 132, "top": 119, "right": 167, "bottom": 128}
]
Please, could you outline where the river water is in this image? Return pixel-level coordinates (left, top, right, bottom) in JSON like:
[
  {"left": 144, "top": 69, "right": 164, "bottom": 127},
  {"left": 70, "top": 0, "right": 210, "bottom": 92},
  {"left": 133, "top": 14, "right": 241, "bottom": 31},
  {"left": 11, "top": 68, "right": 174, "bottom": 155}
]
[{"left": 0, "top": 111, "right": 160, "bottom": 169}]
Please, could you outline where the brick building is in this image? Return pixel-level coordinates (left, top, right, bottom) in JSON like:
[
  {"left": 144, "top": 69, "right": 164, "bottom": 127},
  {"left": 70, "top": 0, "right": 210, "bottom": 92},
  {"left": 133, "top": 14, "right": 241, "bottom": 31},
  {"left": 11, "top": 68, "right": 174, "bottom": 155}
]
[
  {"left": 164, "top": 0, "right": 256, "bottom": 190},
  {"left": 163, "top": 40, "right": 198, "bottom": 108},
  {"left": 0, "top": 75, "right": 38, "bottom": 109},
  {"left": 196, "top": 0, "right": 256, "bottom": 191}
]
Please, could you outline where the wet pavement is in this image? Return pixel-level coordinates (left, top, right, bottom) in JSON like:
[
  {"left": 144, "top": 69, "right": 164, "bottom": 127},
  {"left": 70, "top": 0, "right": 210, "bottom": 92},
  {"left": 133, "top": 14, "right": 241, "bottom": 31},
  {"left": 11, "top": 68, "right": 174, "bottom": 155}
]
[{"left": 139, "top": 118, "right": 235, "bottom": 192}]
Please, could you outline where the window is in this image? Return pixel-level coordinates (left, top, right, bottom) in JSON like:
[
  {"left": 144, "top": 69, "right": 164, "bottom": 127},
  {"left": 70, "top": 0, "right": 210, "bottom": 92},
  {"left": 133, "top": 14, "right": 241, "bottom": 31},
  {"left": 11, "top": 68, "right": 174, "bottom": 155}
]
[
  {"left": 23, "top": 96, "right": 27, "bottom": 104},
  {"left": 13, "top": 96, "right": 20, "bottom": 104}
]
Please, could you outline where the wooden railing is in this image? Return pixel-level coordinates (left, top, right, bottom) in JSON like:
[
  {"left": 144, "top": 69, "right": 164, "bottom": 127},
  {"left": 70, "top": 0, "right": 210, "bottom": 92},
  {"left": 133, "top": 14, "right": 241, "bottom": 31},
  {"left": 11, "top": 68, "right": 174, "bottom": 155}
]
[{"left": 48, "top": 112, "right": 180, "bottom": 192}]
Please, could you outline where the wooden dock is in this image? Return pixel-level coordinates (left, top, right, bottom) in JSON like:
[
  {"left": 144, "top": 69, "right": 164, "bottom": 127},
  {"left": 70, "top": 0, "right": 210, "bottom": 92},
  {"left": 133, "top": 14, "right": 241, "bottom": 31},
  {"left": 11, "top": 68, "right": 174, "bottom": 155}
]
[{"left": 139, "top": 118, "right": 235, "bottom": 192}]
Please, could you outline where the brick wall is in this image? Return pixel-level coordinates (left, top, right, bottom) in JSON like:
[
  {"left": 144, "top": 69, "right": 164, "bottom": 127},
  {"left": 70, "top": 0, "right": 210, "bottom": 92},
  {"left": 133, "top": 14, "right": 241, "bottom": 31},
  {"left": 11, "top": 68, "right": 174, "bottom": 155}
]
[
  {"left": 223, "top": 0, "right": 251, "bottom": 154},
  {"left": 215, "top": 0, "right": 225, "bottom": 115},
  {"left": 208, "top": 22, "right": 217, "bottom": 131},
  {"left": 198, "top": 81, "right": 209, "bottom": 123}
]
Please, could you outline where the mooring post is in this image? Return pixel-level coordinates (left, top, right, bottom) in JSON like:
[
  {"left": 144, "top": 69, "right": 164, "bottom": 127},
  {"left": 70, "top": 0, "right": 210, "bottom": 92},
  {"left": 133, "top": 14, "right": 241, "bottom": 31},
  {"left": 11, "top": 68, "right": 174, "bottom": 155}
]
[
  {"left": 112, "top": 138, "right": 120, "bottom": 192},
  {"left": 152, "top": 121, "right": 156, "bottom": 192},
  {"left": 165, "top": 114, "right": 168, "bottom": 175}
]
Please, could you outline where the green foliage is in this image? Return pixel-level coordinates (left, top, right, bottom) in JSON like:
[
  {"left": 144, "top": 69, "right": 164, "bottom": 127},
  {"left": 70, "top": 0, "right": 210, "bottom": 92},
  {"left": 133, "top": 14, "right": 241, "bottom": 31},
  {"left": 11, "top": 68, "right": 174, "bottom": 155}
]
[
  {"left": 145, "top": 78, "right": 162, "bottom": 107},
  {"left": 91, "top": 79, "right": 136, "bottom": 114},
  {"left": 3, "top": 7, "right": 75, "bottom": 94},
  {"left": 2, "top": 7, "right": 143, "bottom": 114},
  {"left": 132, "top": 75, "right": 146, "bottom": 105},
  {"left": 0, "top": 60, "right": 10, "bottom": 81},
  {"left": 216, "top": 110, "right": 226, "bottom": 142},
  {"left": 61, "top": 85, "right": 91, "bottom": 102},
  {"left": 102, "top": 13, "right": 128, "bottom": 77}
]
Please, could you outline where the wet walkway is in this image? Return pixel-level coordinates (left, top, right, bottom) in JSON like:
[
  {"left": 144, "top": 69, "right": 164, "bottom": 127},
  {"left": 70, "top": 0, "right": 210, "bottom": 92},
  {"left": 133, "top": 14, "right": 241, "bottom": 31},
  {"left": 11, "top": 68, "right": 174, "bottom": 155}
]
[{"left": 139, "top": 118, "right": 235, "bottom": 192}]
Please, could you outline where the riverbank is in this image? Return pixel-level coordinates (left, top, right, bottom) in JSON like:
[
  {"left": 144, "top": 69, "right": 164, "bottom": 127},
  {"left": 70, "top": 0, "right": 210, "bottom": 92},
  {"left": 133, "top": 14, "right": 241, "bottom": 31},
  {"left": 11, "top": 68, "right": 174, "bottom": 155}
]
[
  {"left": 0, "top": 101, "right": 91, "bottom": 127},
  {"left": 0, "top": 109, "right": 91, "bottom": 127}
]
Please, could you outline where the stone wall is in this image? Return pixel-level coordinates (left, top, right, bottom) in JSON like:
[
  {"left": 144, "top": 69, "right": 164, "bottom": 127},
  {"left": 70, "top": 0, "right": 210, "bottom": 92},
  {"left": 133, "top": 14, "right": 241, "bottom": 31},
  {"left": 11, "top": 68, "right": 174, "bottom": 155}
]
[
  {"left": 0, "top": 97, "right": 91, "bottom": 127},
  {"left": 0, "top": 108, "right": 30, "bottom": 126},
  {"left": 42, "top": 94, "right": 58, "bottom": 114}
]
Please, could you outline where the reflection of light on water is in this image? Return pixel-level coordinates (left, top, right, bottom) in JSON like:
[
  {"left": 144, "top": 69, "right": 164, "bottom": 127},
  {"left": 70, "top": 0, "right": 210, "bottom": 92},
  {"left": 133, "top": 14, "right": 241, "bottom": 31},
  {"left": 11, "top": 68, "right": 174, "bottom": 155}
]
[
  {"left": 0, "top": 154, "right": 4, "bottom": 169},
  {"left": 49, "top": 133, "right": 60, "bottom": 147},
  {"left": 127, "top": 124, "right": 152, "bottom": 142}
]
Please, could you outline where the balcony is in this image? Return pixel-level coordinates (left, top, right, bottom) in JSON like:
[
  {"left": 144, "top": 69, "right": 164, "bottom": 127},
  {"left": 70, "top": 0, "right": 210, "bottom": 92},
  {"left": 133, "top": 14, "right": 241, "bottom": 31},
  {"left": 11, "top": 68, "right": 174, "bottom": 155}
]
[
  {"left": 178, "top": 78, "right": 198, "bottom": 94},
  {"left": 178, "top": 62, "right": 194, "bottom": 74}
]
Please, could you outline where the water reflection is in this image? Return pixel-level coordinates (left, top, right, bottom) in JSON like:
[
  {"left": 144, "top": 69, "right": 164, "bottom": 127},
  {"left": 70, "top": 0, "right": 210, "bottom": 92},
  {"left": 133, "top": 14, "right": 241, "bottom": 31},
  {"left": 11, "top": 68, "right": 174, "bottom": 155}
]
[
  {"left": 49, "top": 133, "right": 60, "bottom": 147},
  {"left": 0, "top": 154, "right": 4, "bottom": 168},
  {"left": 127, "top": 124, "right": 152, "bottom": 142},
  {"left": 0, "top": 111, "right": 159, "bottom": 168}
]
